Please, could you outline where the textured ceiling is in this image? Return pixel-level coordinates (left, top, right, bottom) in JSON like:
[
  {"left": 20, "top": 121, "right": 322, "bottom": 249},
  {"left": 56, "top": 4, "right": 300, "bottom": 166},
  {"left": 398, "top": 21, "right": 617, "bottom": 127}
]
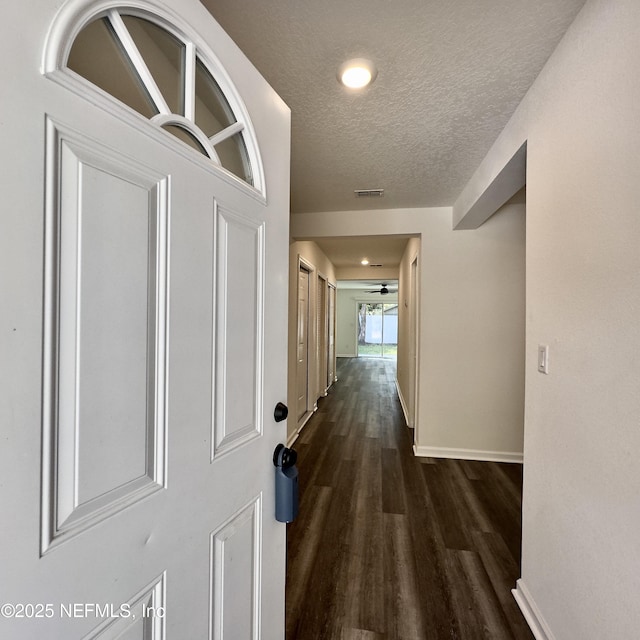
[
  {"left": 201, "top": 0, "right": 586, "bottom": 215},
  {"left": 311, "top": 235, "right": 413, "bottom": 268}
]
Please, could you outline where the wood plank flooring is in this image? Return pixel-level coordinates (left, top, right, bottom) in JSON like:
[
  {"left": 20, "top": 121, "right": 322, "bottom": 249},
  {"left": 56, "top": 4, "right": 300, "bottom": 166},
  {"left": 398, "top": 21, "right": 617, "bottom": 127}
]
[{"left": 285, "top": 357, "right": 533, "bottom": 640}]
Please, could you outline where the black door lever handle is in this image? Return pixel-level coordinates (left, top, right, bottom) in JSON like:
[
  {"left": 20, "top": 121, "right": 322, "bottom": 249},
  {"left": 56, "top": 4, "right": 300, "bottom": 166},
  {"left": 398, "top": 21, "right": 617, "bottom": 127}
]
[{"left": 274, "top": 402, "right": 288, "bottom": 422}]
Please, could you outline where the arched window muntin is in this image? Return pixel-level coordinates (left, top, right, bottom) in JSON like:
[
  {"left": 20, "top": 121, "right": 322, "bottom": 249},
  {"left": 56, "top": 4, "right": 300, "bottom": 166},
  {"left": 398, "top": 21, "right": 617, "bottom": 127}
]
[{"left": 42, "top": 0, "right": 266, "bottom": 198}]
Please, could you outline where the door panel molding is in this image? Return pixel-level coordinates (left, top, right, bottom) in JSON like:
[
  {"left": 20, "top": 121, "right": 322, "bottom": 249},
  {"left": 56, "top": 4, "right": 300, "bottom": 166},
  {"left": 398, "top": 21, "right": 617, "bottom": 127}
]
[
  {"left": 209, "top": 496, "right": 262, "bottom": 640},
  {"left": 41, "top": 118, "right": 169, "bottom": 554},
  {"left": 211, "top": 203, "right": 264, "bottom": 460},
  {"left": 85, "top": 572, "right": 166, "bottom": 639}
]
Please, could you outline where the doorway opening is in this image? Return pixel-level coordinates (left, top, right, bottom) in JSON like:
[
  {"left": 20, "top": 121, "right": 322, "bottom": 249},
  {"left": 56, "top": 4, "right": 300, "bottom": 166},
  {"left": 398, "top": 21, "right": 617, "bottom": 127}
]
[{"left": 357, "top": 302, "right": 398, "bottom": 359}]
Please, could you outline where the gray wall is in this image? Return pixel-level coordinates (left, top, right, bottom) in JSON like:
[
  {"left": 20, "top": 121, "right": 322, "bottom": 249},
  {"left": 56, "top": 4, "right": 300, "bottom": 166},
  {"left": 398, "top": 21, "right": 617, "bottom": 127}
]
[{"left": 455, "top": 0, "right": 640, "bottom": 636}]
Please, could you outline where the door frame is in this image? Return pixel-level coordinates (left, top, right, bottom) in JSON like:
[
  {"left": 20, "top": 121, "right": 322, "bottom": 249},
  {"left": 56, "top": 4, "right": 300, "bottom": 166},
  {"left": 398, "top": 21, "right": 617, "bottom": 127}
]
[
  {"left": 409, "top": 254, "right": 420, "bottom": 431},
  {"left": 316, "top": 272, "right": 328, "bottom": 397},
  {"left": 327, "top": 282, "right": 337, "bottom": 386},
  {"left": 296, "top": 256, "right": 314, "bottom": 428}
]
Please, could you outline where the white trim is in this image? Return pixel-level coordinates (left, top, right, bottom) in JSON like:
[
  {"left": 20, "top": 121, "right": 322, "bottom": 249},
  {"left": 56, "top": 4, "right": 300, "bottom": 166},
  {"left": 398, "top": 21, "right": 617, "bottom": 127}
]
[
  {"left": 107, "top": 9, "right": 172, "bottom": 115},
  {"left": 151, "top": 113, "right": 220, "bottom": 162},
  {"left": 409, "top": 253, "right": 420, "bottom": 431},
  {"left": 395, "top": 379, "right": 411, "bottom": 427},
  {"left": 209, "top": 121, "right": 245, "bottom": 147},
  {"left": 337, "top": 352, "right": 357, "bottom": 358},
  {"left": 316, "top": 271, "right": 329, "bottom": 401},
  {"left": 327, "top": 281, "right": 337, "bottom": 390},
  {"left": 184, "top": 41, "right": 196, "bottom": 122},
  {"left": 294, "top": 408, "right": 314, "bottom": 432},
  {"left": 512, "top": 580, "right": 556, "bottom": 640},
  {"left": 297, "top": 256, "right": 315, "bottom": 272},
  {"left": 413, "top": 445, "right": 523, "bottom": 464},
  {"left": 296, "top": 255, "right": 316, "bottom": 428},
  {"left": 289, "top": 395, "right": 321, "bottom": 446},
  {"left": 184, "top": 25, "right": 266, "bottom": 197}
]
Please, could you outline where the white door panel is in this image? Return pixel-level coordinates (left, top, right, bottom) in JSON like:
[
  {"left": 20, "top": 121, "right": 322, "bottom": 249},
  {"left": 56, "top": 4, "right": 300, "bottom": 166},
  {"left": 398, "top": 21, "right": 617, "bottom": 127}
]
[
  {"left": 213, "top": 206, "right": 264, "bottom": 459},
  {"left": 210, "top": 498, "right": 261, "bottom": 640},
  {"left": 44, "top": 121, "right": 169, "bottom": 551},
  {"left": 0, "top": 1, "right": 290, "bottom": 638}
]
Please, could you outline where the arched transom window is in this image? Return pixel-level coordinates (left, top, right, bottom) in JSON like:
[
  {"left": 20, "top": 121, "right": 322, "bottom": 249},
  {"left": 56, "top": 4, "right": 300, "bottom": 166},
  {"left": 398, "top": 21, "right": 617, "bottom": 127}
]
[{"left": 63, "top": 7, "right": 258, "bottom": 187}]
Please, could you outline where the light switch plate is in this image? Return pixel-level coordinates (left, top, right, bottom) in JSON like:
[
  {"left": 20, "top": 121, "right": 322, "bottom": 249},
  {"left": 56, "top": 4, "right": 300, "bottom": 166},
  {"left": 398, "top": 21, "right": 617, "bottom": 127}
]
[{"left": 538, "top": 344, "right": 549, "bottom": 374}]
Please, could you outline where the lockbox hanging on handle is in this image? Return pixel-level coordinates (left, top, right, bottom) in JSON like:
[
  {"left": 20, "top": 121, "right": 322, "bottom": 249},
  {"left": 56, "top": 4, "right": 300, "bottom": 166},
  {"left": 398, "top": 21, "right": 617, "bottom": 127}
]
[{"left": 273, "top": 444, "right": 299, "bottom": 523}]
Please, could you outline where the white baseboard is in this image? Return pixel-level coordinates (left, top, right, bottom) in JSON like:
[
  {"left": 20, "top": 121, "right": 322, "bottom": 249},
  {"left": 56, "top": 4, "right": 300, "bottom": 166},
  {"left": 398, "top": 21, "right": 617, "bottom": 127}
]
[
  {"left": 286, "top": 430, "right": 299, "bottom": 447},
  {"left": 294, "top": 410, "right": 313, "bottom": 434},
  {"left": 289, "top": 407, "right": 316, "bottom": 447},
  {"left": 413, "top": 445, "right": 523, "bottom": 464},
  {"left": 395, "top": 379, "right": 411, "bottom": 427},
  {"left": 337, "top": 353, "right": 356, "bottom": 358},
  {"left": 512, "top": 580, "right": 555, "bottom": 640}
]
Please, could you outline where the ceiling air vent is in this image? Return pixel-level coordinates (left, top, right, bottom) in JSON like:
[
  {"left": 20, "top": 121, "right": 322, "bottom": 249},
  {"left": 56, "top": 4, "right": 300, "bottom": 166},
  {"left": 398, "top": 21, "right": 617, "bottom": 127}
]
[{"left": 354, "top": 189, "right": 384, "bottom": 198}]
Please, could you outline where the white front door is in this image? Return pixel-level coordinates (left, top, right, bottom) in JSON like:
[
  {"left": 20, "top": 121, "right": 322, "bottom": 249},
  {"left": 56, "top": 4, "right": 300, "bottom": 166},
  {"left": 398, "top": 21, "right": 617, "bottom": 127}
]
[{"left": 0, "top": 1, "right": 290, "bottom": 638}]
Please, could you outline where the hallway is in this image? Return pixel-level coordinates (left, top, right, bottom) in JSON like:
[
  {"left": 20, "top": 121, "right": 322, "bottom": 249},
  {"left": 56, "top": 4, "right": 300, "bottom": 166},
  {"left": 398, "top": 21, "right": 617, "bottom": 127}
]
[{"left": 285, "top": 357, "right": 533, "bottom": 640}]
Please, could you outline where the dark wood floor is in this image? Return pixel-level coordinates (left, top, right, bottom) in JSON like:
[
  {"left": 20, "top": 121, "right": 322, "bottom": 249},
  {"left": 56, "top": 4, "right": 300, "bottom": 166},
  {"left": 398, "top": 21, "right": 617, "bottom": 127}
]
[{"left": 286, "top": 357, "right": 534, "bottom": 640}]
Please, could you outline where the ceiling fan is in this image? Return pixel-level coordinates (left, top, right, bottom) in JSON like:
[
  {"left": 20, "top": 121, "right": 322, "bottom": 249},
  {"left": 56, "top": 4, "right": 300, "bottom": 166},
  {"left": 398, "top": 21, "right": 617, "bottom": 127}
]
[{"left": 366, "top": 283, "right": 397, "bottom": 295}]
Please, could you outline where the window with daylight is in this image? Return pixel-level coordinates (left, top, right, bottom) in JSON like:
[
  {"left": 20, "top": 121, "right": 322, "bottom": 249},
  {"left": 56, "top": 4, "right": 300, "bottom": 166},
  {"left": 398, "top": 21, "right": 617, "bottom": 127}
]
[
  {"left": 67, "top": 9, "right": 254, "bottom": 185},
  {"left": 357, "top": 302, "right": 398, "bottom": 359}
]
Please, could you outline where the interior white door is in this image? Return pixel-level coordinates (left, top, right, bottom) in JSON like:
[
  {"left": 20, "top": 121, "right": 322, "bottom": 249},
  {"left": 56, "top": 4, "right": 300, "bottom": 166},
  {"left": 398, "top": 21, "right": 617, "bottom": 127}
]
[
  {"left": 316, "top": 275, "right": 328, "bottom": 397},
  {"left": 0, "top": 1, "right": 290, "bottom": 638},
  {"left": 327, "top": 284, "right": 336, "bottom": 386},
  {"left": 408, "top": 257, "right": 419, "bottom": 429},
  {"left": 296, "top": 266, "right": 310, "bottom": 424}
]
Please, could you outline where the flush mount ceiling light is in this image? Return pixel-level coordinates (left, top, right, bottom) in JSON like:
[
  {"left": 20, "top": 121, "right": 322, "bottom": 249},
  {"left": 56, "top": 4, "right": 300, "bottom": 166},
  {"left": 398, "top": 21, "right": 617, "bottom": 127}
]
[
  {"left": 338, "top": 58, "right": 377, "bottom": 89},
  {"left": 361, "top": 259, "right": 369, "bottom": 265}
]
